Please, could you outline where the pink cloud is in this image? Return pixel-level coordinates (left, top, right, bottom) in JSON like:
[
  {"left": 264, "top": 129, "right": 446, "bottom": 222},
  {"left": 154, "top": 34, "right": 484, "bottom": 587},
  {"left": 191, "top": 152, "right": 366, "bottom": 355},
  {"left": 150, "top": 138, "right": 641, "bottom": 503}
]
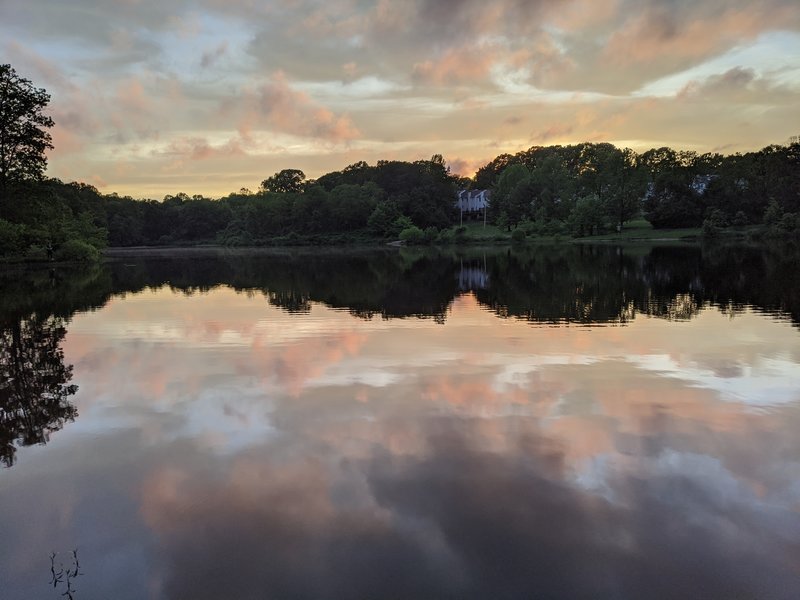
[
  {"left": 237, "top": 71, "right": 360, "bottom": 143},
  {"left": 412, "top": 46, "right": 498, "bottom": 86},
  {"left": 116, "top": 78, "right": 150, "bottom": 113}
]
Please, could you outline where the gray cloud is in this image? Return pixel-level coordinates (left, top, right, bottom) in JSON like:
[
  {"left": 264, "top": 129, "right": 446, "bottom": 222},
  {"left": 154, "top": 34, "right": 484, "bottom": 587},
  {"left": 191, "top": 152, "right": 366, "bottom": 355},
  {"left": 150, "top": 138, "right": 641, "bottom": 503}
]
[{"left": 200, "top": 42, "right": 228, "bottom": 69}]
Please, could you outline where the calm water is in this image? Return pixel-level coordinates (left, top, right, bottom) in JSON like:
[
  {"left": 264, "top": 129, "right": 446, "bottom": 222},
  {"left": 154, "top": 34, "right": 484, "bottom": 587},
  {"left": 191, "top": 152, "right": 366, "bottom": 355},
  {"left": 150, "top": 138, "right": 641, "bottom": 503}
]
[{"left": 2, "top": 244, "right": 800, "bottom": 599}]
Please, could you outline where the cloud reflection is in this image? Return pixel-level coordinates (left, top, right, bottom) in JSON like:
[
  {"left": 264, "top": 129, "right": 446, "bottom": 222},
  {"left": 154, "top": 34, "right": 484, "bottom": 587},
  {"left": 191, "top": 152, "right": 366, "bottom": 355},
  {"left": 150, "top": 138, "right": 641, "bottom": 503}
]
[
  {"left": 2, "top": 277, "right": 795, "bottom": 599},
  {"left": 136, "top": 417, "right": 800, "bottom": 600}
]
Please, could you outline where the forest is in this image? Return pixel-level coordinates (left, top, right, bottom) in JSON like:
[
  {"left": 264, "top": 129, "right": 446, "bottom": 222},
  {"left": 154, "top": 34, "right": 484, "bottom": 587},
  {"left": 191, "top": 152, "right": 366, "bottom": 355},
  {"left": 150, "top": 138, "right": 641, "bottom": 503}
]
[{"left": 2, "top": 141, "right": 799, "bottom": 260}]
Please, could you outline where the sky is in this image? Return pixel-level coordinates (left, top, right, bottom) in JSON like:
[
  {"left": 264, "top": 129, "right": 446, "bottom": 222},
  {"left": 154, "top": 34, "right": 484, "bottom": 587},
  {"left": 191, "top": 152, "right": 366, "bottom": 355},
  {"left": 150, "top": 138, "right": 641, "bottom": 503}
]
[{"left": 1, "top": 0, "right": 799, "bottom": 198}]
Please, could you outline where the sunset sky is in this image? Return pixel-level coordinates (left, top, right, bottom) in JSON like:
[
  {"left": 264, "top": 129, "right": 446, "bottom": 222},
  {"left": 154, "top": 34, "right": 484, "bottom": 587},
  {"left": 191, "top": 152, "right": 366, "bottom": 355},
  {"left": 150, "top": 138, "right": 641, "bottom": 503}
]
[{"left": 2, "top": 0, "right": 799, "bottom": 198}]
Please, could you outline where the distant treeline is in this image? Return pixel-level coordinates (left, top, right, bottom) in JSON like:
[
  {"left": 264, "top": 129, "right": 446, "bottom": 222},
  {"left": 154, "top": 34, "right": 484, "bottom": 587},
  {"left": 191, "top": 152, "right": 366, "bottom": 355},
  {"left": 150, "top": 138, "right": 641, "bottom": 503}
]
[
  {"left": 478, "top": 142, "right": 800, "bottom": 235},
  {"left": 1, "top": 143, "right": 798, "bottom": 258}
]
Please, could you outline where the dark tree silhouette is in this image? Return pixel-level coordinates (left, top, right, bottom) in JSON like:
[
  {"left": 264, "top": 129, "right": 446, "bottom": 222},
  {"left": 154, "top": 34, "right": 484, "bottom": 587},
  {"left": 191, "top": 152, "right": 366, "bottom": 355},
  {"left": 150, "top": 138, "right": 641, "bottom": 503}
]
[
  {"left": 0, "top": 64, "right": 55, "bottom": 207},
  {"left": 261, "top": 169, "right": 306, "bottom": 194},
  {"left": 0, "top": 314, "right": 78, "bottom": 467}
]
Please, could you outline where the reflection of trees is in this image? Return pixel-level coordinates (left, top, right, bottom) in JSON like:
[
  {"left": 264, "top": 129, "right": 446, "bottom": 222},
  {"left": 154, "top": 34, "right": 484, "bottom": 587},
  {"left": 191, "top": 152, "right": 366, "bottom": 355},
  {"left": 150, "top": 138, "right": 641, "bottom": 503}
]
[
  {"left": 268, "top": 290, "right": 312, "bottom": 313},
  {"left": 87, "top": 243, "right": 800, "bottom": 328},
  {"left": 0, "top": 315, "right": 78, "bottom": 467}
]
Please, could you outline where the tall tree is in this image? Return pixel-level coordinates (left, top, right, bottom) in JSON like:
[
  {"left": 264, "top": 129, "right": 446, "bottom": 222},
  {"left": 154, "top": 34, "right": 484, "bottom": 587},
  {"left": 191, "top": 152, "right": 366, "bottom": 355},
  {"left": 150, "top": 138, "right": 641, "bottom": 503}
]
[
  {"left": 261, "top": 169, "right": 306, "bottom": 194},
  {"left": 0, "top": 64, "right": 54, "bottom": 209},
  {"left": 490, "top": 163, "right": 532, "bottom": 229}
]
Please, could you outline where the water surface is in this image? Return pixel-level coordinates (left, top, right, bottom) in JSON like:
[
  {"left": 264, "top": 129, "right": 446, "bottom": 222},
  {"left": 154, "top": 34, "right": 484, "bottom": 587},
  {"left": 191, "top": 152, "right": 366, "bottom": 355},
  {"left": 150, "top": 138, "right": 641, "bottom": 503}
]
[{"left": 2, "top": 244, "right": 800, "bottom": 599}]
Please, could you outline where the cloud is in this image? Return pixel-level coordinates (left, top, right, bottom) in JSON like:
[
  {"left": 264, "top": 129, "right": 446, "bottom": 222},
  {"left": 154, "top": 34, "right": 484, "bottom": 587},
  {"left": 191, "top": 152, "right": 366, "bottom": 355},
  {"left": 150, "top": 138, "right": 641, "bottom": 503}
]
[
  {"left": 412, "top": 46, "right": 498, "bottom": 86},
  {"left": 3, "top": 40, "right": 77, "bottom": 91},
  {"left": 674, "top": 66, "right": 799, "bottom": 107},
  {"left": 531, "top": 123, "right": 574, "bottom": 143},
  {"left": 159, "top": 136, "right": 248, "bottom": 163},
  {"left": 447, "top": 157, "right": 489, "bottom": 177},
  {"left": 200, "top": 41, "right": 228, "bottom": 68},
  {"left": 235, "top": 71, "right": 360, "bottom": 142}
]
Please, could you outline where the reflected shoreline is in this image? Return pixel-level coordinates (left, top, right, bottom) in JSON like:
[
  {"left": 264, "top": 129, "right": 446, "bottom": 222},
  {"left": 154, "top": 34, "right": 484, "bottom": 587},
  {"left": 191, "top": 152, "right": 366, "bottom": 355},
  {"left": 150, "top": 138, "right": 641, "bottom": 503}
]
[{"left": 4, "top": 242, "right": 798, "bottom": 327}]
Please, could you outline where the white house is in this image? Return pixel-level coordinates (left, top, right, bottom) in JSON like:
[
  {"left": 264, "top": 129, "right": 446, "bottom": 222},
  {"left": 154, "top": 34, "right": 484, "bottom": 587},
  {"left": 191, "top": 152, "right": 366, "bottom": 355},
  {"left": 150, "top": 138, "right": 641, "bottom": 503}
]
[{"left": 456, "top": 190, "right": 491, "bottom": 214}]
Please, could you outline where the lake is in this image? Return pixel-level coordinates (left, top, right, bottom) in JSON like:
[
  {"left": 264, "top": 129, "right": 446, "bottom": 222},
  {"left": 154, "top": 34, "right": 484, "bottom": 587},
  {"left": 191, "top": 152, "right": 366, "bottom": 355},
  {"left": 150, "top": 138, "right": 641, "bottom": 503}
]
[{"left": 2, "top": 244, "right": 800, "bottom": 599}]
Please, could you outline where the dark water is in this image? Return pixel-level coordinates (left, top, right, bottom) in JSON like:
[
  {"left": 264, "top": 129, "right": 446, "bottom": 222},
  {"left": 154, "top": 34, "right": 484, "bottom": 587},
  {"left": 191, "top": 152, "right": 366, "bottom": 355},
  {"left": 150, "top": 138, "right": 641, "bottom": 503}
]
[{"left": 2, "top": 244, "right": 800, "bottom": 599}]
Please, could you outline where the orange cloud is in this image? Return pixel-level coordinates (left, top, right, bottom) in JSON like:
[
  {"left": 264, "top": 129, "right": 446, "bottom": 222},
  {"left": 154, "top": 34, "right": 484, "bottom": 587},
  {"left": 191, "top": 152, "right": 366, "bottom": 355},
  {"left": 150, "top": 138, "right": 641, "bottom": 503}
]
[{"left": 447, "top": 157, "right": 488, "bottom": 177}]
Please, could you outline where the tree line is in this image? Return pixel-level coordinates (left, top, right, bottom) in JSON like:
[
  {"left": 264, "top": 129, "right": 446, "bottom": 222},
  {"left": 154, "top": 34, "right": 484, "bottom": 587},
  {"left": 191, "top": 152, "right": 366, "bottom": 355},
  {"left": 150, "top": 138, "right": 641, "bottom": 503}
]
[
  {"left": 1, "top": 63, "right": 799, "bottom": 260},
  {"left": 479, "top": 142, "right": 800, "bottom": 236}
]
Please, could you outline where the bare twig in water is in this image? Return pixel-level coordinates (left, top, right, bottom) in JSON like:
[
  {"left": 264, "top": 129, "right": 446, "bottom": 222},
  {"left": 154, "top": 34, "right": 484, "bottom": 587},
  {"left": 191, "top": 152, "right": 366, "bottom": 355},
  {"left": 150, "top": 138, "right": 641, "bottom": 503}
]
[{"left": 49, "top": 549, "right": 82, "bottom": 599}]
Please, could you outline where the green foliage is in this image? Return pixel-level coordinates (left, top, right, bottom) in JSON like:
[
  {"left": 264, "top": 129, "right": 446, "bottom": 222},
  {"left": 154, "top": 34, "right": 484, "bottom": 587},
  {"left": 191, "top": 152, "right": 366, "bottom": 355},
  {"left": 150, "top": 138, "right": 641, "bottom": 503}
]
[
  {"left": 0, "top": 219, "right": 25, "bottom": 256},
  {"left": 567, "top": 194, "right": 605, "bottom": 237},
  {"left": 62, "top": 211, "right": 108, "bottom": 249},
  {"left": 706, "top": 209, "right": 728, "bottom": 228},
  {"left": 423, "top": 226, "right": 439, "bottom": 244},
  {"left": 529, "top": 154, "right": 574, "bottom": 222},
  {"left": 702, "top": 218, "right": 720, "bottom": 238},
  {"left": 764, "top": 200, "right": 783, "bottom": 225},
  {"left": 318, "top": 157, "right": 457, "bottom": 229},
  {"left": 399, "top": 226, "right": 424, "bottom": 245},
  {"left": 490, "top": 163, "right": 531, "bottom": 230},
  {"left": 437, "top": 228, "right": 455, "bottom": 244},
  {"left": 780, "top": 213, "right": 799, "bottom": 233},
  {"left": 54, "top": 239, "right": 101, "bottom": 262},
  {"left": 393, "top": 215, "right": 414, "bottom": 235},
  {"left": 330, "top": 182, "right": 382, "bottom": 230},
  {"left": 23, "top": 244, "right": 47, "bottom": 261},
  {"left": 367, "top": 201, "right": 402, "bottom": 237},
  {"left": 510, "top": 228, "right": 526, "bottom": 243}
]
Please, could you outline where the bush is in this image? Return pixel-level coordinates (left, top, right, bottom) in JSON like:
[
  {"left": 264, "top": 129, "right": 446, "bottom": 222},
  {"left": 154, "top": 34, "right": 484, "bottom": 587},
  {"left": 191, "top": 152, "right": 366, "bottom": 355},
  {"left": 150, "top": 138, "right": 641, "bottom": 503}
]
[
  {"left": 511, "top": 228, "right": 527, "bottom": 243},
  {"left": 0, "top": 219, "right": 25, "bottom": 256},
  {"left": 391, "top": 216, "right": 414, "bottom": 237},
  {"left": 437, "top": 229, "right": 455, "bottom": 244},
  {"left": 54, "top": 239, "right": 101, "bottom": 262},
  {"left": 539, "top": 220, "right": 567, "bottom": 236},
  {"left": 779, "top": 213, "right": 798, "bottom": 233},
  {"left": 517, "top": 220, "right": 539, "bottom": 236},
  {"left": 732, "top": 211, "right": 748, "bottom": 227},
  {"left": 24, "top": 244, "right": 48, "bottom": 261},
  {"left": 453, "top": 225, "right": 468, "bottom": 244},
  {"left": 701, "top": 218, "right": 720, "bottom": 238},
  {"left": 423, "top": 226, "right": 438, "bottom": 244},
  {"left": 399, "top": 226, "right": 424, "bottom": 245},
  {"left": 706, "top": 209, "right": 728, "bottom": 228},
  {"left": 763, "top": 200, "right": 783, "bottom": 225}
]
